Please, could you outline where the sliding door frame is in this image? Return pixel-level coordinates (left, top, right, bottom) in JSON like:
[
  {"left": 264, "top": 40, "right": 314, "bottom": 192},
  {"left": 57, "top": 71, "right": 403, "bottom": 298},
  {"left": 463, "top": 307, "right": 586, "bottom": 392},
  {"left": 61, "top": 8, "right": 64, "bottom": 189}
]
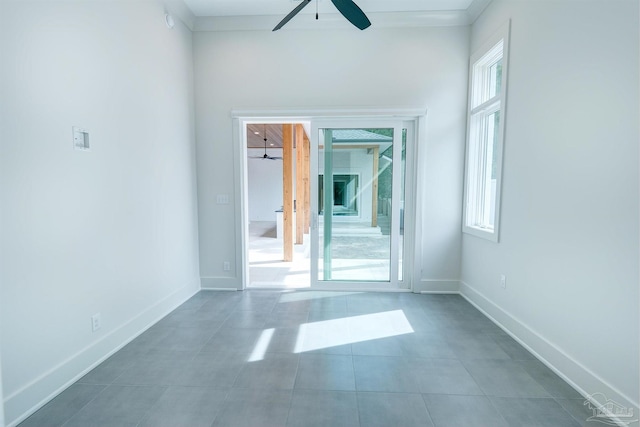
[
  {"left": 231, "top": 108, "right": 425, "bottom": 292},
  {"left": 309, "top": 118, "right": 417, "bottom": 291}
]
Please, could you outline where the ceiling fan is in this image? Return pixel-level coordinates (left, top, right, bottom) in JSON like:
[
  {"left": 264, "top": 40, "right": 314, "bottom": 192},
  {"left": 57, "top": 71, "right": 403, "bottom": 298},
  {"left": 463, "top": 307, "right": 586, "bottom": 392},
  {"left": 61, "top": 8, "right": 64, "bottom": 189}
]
[
  {"left": 250, "top": 125, "right": 282, "bottom": 160},
  {"left": 273, "top": 0, "right": 371, "bottom": 31}
]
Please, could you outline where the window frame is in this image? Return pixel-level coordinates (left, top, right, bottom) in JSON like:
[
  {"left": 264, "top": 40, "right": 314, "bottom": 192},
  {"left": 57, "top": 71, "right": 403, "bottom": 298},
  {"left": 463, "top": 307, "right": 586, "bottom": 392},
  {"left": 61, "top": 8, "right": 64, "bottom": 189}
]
[{"left": 463, "top": 21, "right": 511, "bottom": 242}]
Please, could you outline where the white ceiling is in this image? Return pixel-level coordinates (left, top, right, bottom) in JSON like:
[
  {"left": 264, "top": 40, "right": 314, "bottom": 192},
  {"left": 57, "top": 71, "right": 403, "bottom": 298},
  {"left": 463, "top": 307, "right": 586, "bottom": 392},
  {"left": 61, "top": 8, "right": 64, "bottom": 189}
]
[{"left": 183, "top": 0, "right": 476, "bottom": 17}]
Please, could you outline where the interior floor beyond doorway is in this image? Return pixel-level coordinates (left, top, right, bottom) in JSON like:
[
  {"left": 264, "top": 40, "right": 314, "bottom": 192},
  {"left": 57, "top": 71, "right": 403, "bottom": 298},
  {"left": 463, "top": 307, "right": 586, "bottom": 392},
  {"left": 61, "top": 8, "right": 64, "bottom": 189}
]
[{"left": 248, "top": 221, "right": 310, "bottom": 289}]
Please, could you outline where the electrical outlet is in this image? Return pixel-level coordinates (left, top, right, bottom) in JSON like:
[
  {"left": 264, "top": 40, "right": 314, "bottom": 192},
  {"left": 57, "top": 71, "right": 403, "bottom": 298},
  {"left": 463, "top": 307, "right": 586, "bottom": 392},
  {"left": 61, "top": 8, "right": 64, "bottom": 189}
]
[
  {"left": 500, "top": 275, "right": 506, "bottom": 289},
  {"left": 223, "top": 261, "right": 231, "bottom": 271},
  {"left": 91, "top": 313, "right": 101, "bottom": 332}
]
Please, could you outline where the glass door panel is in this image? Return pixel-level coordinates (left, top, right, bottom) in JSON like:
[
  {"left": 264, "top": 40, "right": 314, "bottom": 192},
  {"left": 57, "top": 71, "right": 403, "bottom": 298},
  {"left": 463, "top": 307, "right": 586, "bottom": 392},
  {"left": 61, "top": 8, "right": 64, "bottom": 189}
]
[
  {"left": 317, "top": 127, "right": 396, "bottom": 282},
  {"left": 398, "top": 128, "right": 407, "bottom": 281}
]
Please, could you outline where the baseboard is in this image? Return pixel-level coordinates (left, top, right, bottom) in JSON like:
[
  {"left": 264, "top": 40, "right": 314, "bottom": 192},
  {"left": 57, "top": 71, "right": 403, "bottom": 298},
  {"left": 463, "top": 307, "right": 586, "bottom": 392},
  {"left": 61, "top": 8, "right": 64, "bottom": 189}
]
[
  {"left": 4, "top": 283, "right": 199, "bottom": 427},
  {"left": 412, "top": 279, "right": 460, "bottom": 293},
  {"left": 459, "top": 281, "right": 639, "bottom": 427},
  {"left": 201, "top": 277, "right": 241, "bottom": 290}
]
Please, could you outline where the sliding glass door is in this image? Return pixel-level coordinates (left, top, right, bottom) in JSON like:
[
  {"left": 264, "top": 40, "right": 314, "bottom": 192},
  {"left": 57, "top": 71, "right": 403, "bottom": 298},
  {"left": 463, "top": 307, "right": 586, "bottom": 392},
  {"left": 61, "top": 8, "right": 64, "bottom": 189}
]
[{"left": 310, "top": 120, "right": 412, "bottom": 289}]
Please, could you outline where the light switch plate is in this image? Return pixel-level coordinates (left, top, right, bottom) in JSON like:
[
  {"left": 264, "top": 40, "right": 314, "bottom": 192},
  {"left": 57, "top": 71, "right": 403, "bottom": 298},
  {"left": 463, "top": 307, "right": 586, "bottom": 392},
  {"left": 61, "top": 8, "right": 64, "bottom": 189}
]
[{"left": 73, "top": 127, "right": 90, "bottom": 151}]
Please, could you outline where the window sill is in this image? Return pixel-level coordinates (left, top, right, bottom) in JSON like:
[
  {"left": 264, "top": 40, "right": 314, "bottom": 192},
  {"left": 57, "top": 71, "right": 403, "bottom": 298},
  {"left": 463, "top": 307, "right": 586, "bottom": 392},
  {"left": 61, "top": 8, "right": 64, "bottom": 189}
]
[{"left": 463, "top": 225, "right": 499, "bottom": 243}]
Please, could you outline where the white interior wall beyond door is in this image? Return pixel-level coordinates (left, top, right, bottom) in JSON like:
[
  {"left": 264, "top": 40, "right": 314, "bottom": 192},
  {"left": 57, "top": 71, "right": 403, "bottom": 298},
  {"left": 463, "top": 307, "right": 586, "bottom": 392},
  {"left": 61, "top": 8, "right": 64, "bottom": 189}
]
[
  {"left": 461, "top": 0, "right": 639, "bottom": 417},
  {"left": 194, "top": 26, "right": 469, "bottom": 290},
  {"left": 247, "top": 148, "right": 284, "bottom": 222}
]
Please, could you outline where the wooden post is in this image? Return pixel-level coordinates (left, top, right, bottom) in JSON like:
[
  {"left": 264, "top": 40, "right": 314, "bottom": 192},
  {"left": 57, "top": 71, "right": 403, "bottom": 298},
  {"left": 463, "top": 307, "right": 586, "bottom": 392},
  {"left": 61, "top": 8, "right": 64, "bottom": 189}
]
[
  {"left": 371, "top": 146, "right": 379, "bottom": 227},
  {"left": 295, "top": 124, "right": 305, "bottom": 245},
  {"left": 283, "top": 124, "right": 294, "bottom": 261},
  {"left": 304, "top": 134, "right": 311, "bottom": 234}
]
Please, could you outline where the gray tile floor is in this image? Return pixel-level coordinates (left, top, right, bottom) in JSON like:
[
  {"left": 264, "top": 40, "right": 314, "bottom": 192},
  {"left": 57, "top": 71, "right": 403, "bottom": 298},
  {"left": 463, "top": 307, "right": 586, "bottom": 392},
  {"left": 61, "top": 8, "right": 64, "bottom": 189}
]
[{"left": 20, "top": 291, "right": 610, "bottom": 427}]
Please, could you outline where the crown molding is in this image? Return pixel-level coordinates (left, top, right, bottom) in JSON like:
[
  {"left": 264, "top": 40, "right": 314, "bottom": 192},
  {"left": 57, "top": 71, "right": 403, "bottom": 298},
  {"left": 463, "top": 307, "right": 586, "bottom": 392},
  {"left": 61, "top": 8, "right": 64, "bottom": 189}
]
[
  {"left": 189, "top": 0, "right": 493, "bottom": 32},
  {"left": 194, "top": 10, "right": 471, "bottom": 31},
  {"left": 466, "top": 0, "right": 493, "bottom": 23}
]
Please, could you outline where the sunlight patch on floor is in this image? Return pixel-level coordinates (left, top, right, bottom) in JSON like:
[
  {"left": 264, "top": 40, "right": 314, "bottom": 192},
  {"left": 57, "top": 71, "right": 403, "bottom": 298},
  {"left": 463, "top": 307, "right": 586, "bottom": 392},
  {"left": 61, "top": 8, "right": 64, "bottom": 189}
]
[
  {"left": 294, "top": 310, "right": 414, "bottom": 353},
  {"left": 248, "top": 328, "right": 275, "bottom": 362},
  {"left": 278, "top": 291, "right": 362, "bottom": 303}
]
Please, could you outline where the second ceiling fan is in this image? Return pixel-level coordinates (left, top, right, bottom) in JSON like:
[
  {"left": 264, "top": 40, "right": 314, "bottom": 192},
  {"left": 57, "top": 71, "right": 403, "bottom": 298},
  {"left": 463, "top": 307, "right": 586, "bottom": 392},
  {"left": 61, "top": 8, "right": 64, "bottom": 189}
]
[
  {"left": 273, "top": 0, "right": 371, "bottom": 31},
  {"left": 250, "top": 125, "right": 282, "bottom": 160}
]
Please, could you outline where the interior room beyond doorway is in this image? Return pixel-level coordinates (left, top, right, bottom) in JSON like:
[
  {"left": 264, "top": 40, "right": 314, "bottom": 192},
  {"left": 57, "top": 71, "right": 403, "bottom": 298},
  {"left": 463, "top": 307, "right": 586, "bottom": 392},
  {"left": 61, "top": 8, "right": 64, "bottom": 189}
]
[{"left": 247, "top": 123, "right": 311, "bottom": 289}]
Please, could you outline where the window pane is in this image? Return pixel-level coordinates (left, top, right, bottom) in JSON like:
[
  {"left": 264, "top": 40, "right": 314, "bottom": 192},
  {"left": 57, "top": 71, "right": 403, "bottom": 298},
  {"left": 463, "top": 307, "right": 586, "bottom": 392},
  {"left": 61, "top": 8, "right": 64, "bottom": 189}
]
[
  {"left": 489, "top": 59, "right": 502, "bottom": 99},
  {"left": 319, "top": 175, "right": 359, "bottom": 215},
  {"left": 484, "top": 110, "right": 500, "bottom": 229},
  {"left": 491, "top": 111, "right": 500, "bottom": 180},
  {"left": 467, "top": 107, "right": 500, "bottom": 231},
  {"left": 471, "top": 40, "right": 503, "bottom": 108},
  {"left": 465, "top": 30, "right": 507, "bottom": 241}
]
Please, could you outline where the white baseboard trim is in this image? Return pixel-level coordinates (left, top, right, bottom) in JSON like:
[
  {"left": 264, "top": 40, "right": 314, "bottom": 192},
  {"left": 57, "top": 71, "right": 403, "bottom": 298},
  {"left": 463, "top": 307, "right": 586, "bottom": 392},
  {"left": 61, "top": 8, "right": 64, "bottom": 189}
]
[
  {"left": 4, "top": 283, "right": 199, "bottom": 427},
  {"left": 310, "top": 286, "right": 411, "bottom": 293},
  {"left": 459, "top": 281, "right": 639, "bottom": 427},
  {"left": 201, "top": 277, "right": 241, "bottom": 290},
  {"left": 412, "top": 279, "right": 460, "bottom": 293}
]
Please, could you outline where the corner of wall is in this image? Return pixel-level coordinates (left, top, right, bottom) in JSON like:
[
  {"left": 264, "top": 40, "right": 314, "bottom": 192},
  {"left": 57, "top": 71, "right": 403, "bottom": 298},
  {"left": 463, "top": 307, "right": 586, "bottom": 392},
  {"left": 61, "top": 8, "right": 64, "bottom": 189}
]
[
  {"left": 459, "top": 280, "right": 640, "bottom": 425},
  {"left": 163, "top": 0, "right": 196, "bottom": 30},
  {"left": 466, "top": 0, "right": 493, "bottom": 24},
  {"left": 4, "top": 284, "right": 199, "bottom": 427}
]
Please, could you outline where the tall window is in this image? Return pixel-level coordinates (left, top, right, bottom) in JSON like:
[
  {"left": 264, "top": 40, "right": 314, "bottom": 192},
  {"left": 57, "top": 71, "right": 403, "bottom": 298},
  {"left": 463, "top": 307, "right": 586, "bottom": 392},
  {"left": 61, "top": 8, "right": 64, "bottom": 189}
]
[{"left": 464, "top": 23, "right": 510, "bottom": 242}]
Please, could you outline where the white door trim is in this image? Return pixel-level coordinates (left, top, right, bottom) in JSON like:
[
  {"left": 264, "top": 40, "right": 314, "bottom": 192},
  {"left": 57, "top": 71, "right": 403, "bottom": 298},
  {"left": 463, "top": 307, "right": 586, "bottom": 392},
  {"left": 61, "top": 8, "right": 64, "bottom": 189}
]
[
  {"left": 232, "top": 108, "right": 426, "bottom": 292},
  {"left": 309, "top": 118, "right": 411, "bottom": 290}
]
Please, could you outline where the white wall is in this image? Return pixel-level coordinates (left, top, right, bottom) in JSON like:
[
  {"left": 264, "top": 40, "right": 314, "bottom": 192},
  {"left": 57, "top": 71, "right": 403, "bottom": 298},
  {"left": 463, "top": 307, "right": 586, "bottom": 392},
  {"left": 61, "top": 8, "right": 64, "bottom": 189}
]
[
  {"left": 0, "top": 1, "right": 200, "bottom": 425},
  {"left": 0, "top": 351, "right": 4, "bottom": 427},
  {"left": 247, "top": 148, "right": 283, "bottom": 222},
  {"left": 461, "top": 0, "right": 639, "bottom": 416},
  {"left": 194, "top": 26, "right": 469, "bottom": 289}
]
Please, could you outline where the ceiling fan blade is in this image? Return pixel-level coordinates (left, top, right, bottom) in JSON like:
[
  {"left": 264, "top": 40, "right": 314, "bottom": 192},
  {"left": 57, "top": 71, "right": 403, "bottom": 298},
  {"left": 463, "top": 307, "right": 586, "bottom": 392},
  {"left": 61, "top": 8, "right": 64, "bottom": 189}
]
[
  {"left": 248, "top": 155, "right": 282, "bottom": 160},
  {"left": 330, "top": 0, "right": 371, "bottom": 30},
  {"left": 273, "top": 0, "right": 312, "bottom": 31}
]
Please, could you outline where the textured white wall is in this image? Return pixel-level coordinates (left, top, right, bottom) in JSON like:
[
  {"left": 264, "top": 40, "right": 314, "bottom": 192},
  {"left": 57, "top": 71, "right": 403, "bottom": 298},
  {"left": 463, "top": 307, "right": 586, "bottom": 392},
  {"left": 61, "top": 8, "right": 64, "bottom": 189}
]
[
  {"left": 247, "top": 148, "right": 284, "bottom": 222},
  {"left": 461, "top": 0, "right": 639, "bottom": 414},
  {"left": 193, "top": 26, "right": 470, "bottom": 288},
  {"left": 0, "top": 1, "right": 200, "bottom": 424}
]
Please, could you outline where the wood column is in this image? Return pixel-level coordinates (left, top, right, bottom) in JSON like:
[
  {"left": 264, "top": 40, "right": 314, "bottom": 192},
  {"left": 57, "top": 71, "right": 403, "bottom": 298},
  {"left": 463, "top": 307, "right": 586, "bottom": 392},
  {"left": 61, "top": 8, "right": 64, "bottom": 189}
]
[
  {"left": 295, "top": 124, "right": 305, "bottom": 245},
  {"left": 304, "top": 134, "right": 311, "bottom": 233},
  {"left": 283, "top": 124, "right": 294, "bottom": 261}
]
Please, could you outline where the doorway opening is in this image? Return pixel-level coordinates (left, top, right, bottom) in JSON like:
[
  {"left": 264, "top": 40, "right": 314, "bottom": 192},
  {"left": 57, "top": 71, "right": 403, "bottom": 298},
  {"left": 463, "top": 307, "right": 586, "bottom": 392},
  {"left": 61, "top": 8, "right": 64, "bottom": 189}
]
[
  {"left": 246, "top": 123, "right": 311, "bottom": 289},
  {"left": 237, "top": 112, "right": 419, "bottom": 291}
]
